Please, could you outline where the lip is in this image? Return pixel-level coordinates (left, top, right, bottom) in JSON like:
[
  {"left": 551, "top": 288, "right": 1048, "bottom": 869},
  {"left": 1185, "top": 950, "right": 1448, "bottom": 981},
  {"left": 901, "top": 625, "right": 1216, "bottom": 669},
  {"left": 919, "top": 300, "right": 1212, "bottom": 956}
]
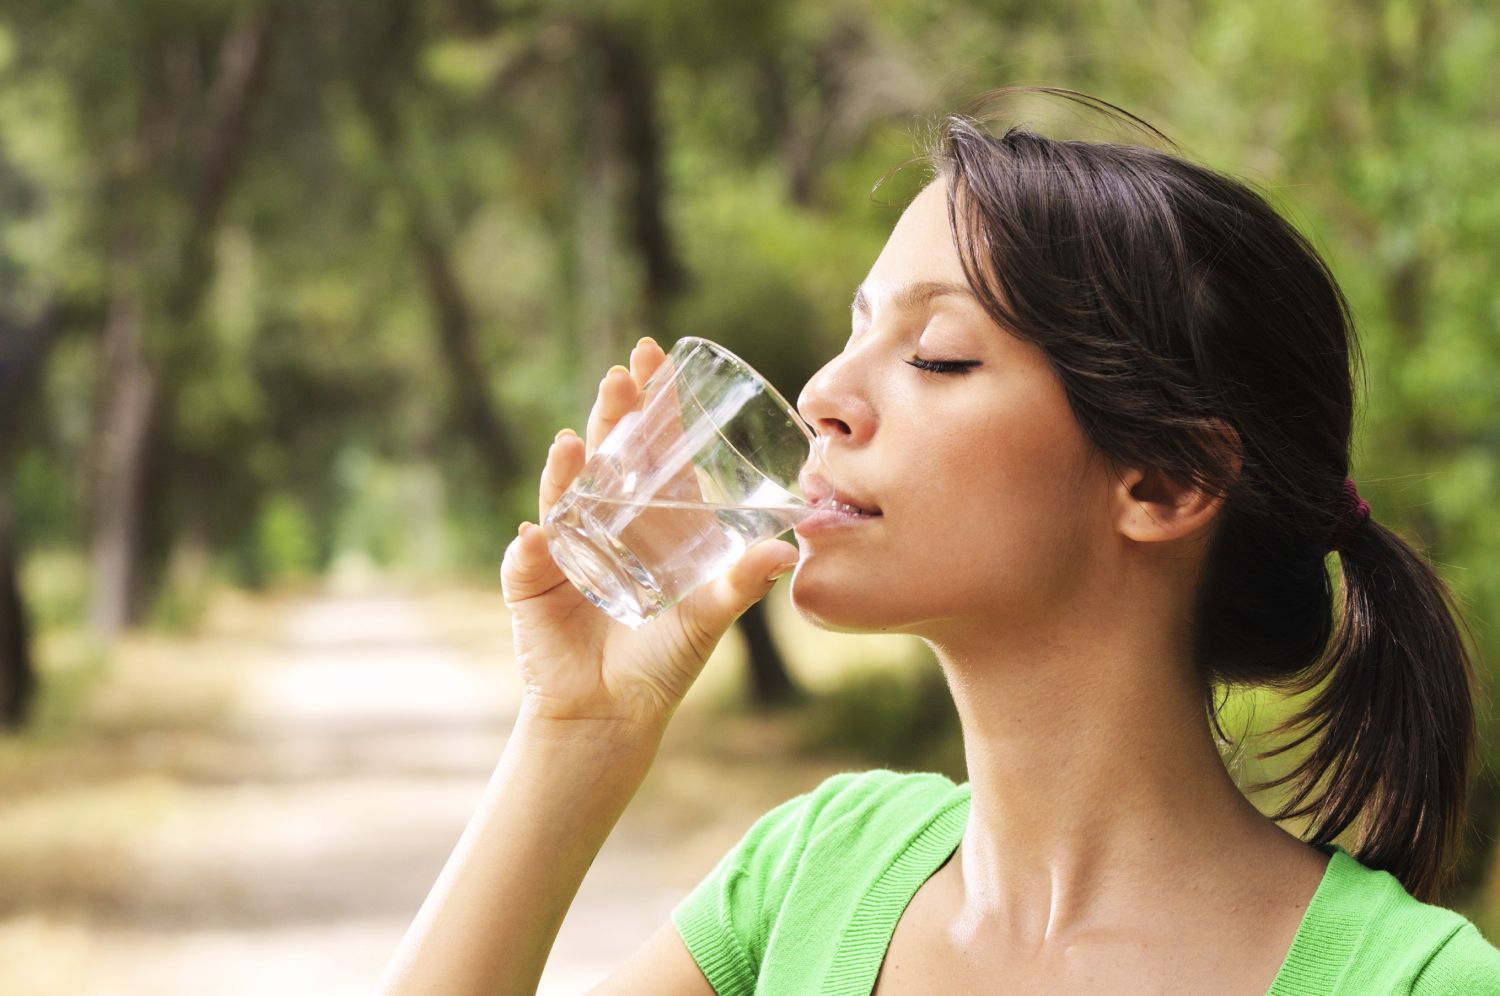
[
  {"left": 793, "top": 505, "right": 884, "bottom": 537},
  {"left": 795, "top": 468, "right": 883, "bottom": 537},
  {"left": 798, "top": 470, "right": 882, "bottom": 515}
]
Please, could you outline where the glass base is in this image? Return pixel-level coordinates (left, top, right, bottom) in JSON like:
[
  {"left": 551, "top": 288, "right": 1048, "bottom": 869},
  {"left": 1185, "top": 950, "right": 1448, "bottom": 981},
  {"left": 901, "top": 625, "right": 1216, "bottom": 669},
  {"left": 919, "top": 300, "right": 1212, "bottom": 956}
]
[{"left": 543, "top": 507, "right": 668, "bottom": 629}]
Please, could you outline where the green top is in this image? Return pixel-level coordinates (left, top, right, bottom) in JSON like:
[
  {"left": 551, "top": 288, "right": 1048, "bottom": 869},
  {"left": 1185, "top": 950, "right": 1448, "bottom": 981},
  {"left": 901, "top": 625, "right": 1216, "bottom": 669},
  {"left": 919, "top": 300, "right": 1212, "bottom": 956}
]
[{"left": 672, "top": 769, "right": 1500, "bottom": 995}]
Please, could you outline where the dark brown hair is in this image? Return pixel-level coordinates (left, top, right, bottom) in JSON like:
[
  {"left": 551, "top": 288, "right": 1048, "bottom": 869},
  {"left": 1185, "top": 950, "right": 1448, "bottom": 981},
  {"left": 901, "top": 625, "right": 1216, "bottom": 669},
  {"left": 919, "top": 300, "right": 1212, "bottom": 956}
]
[{"left": 922, "top": 86, "right": 1485, "bottom": 904}]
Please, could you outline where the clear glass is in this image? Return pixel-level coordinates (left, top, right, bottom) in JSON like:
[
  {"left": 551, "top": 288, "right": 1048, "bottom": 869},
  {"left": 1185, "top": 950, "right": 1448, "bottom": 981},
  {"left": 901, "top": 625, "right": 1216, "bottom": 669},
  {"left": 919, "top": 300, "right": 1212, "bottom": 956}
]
[{"left": 542, "top": 336, "right": 830, "bottom": 628}]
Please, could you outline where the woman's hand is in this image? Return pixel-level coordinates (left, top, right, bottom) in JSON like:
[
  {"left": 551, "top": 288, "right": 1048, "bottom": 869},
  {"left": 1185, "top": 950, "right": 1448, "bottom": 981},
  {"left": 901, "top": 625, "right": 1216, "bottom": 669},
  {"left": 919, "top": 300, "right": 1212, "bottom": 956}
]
[{"left": 500, "top": 336, "right": 801, "bottom": 735}]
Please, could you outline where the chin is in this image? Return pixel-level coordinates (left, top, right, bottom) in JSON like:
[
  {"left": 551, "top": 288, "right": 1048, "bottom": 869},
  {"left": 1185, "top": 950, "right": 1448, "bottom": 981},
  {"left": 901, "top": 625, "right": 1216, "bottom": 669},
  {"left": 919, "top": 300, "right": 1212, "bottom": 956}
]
[{"left": 787, "top": 573, "right": 909, "bottom": 635}]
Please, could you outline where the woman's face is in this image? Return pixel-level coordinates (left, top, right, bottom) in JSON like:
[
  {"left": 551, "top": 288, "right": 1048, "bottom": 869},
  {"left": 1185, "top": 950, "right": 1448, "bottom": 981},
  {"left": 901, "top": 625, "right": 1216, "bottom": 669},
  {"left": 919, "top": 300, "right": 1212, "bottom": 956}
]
[{"left": 790, "top": 177, "right": 1115, "bottom": 638}]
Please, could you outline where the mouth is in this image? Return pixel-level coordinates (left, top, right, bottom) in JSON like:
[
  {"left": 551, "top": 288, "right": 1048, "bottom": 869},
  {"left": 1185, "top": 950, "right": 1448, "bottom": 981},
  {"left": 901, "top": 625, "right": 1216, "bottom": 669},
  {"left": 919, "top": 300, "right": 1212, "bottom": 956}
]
[{"left": 799, "top": 471, "right": 883, "bottom": 517}]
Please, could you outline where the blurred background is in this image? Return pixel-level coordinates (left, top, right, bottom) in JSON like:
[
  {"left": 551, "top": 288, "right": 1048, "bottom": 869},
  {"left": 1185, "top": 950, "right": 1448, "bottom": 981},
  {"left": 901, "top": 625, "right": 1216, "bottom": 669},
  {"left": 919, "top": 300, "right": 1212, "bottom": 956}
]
[{"left": 0, "top": 0, "right": 1496, "bottom": 992}]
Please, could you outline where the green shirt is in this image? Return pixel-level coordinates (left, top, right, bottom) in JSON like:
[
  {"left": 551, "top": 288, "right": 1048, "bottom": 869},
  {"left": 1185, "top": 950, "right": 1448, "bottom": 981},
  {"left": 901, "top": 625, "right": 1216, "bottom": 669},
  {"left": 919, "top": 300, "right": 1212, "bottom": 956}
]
[{"left": 672, "top": 769, "right": 1500, "bottom": 994}]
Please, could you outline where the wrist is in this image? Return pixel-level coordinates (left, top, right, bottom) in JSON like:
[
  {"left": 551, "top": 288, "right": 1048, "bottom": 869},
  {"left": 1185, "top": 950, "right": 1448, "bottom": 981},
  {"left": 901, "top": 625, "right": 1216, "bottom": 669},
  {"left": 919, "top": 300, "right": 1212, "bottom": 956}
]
[{"left": 514, "top": 698, "right": 668, "bottom": 756}]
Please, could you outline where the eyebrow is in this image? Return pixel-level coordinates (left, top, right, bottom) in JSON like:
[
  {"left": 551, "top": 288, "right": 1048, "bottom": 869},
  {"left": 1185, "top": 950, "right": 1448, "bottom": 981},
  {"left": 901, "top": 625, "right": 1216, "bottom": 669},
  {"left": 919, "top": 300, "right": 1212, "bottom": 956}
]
[{"left": 850, "top": 280, "right": 977, "bottom": 317}]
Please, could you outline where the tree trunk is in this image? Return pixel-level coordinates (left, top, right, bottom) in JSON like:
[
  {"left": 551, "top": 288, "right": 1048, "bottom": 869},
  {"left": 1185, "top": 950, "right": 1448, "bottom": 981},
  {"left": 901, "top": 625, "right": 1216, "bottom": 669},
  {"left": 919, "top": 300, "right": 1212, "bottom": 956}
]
[
  {"left": 0, "top": 481, "right": 35, "bottom": 729},
  {"left": 586, "top": 22, "right": 799, "bottom": 708},
  {"left": 575, "top": 60, "right": 618, "bottom": 399},
  {"left": 88, "top": 278, "right": 156, "bottom": 637},
  {"left": 410, "top": 213, "right": 524, "bottom": 491},
  {"left": 738, "top": 595, "right": 801, "bottom": 709},
  {"left": 592, "top": 25, "right": 686, "bottom": 331},
  {"left": 351, "top": 2, "right": 522, "bottom": 493},
  {"left": 86, "top": 13, "right": 274, "bottom": 634},
  {"left": 168, "top": 14, "right": 277, "bottom": 327},
  {"left": 0, "top": 302, "right": 64, "bottom": 727}
]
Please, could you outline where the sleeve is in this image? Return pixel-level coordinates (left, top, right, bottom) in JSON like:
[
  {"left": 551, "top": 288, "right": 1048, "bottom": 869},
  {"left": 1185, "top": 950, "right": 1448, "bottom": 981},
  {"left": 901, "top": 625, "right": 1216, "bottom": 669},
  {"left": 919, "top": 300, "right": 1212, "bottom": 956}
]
[
  {"left": 670, "top": 772, "right": 862, "bottom": 996},
  {"left": 1411, "top": 921, "right": 1500, "bottom": 995}
]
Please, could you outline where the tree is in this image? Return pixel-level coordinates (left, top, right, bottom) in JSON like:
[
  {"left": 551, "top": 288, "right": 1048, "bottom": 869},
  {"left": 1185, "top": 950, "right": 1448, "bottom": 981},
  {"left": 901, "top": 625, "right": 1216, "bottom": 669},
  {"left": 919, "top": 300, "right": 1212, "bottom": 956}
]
[
  {"left": 0, "top": 302, "right": 59, "bottom": 727},
  {"left": 83, "top": 7, "right": 278, "bottom": 635}
]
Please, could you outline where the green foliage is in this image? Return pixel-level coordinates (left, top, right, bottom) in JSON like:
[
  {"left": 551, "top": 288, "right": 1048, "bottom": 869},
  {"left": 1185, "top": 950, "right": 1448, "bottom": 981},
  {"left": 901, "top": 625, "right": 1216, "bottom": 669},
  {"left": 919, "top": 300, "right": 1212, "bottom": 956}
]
[
  {"left": 143, "top": 574, "right": 213, "bottom": 634},
  {"left": 18, "top": 551, "right": 89, "bottom": 633},
  {"left": 255, "top": 494, "right": 317, "bottom": 580},
  {"left": 2, "top": 634, "right": 108, "bottom": 745},
  {"left": 793, "top": 663, "right": 966, "bottom": 781},
  {"left": 1, "top": 0, "right": 1497, "bottom": 895}
]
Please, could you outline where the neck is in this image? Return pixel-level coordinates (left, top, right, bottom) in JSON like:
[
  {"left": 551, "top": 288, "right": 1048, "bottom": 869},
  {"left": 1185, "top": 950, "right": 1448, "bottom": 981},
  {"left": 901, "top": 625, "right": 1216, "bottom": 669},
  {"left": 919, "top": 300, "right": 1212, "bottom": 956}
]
[{"left": 923, "top": 592, "right": 1292, "bottom": 944}]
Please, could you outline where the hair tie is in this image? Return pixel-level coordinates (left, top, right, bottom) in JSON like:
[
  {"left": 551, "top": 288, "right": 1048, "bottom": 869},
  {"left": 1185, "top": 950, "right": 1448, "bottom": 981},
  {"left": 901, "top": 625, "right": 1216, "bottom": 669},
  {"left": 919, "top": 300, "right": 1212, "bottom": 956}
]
[{"left": 1328, "top": 478, "right": 1371, "bottom": 553}]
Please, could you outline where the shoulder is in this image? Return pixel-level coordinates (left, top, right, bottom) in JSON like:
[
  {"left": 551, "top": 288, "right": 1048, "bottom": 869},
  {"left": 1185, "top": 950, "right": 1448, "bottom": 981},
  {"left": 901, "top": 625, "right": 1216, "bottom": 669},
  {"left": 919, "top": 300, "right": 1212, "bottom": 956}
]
[
  {"left": 700, "top": 767, "right": 963, "bottom": 877},
  {"left": 1320, "top": 850, "right": 1500, "bottom": 993},
  {"left": 1411, "top": 919, "right": 1500, "bottom": 994},
  {"left": 792, "top": 767, "right": 964, "bottom": 838},
  {"left": 671, "top": 768, "right": 963, "bottom": 990}
]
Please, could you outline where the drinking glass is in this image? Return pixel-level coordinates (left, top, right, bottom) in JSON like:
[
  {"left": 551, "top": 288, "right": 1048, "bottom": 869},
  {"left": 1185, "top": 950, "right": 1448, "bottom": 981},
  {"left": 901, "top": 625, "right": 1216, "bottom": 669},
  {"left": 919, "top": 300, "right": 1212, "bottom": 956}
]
[{"left": 542, "top": 336, "right": 829, "bottom": 629}]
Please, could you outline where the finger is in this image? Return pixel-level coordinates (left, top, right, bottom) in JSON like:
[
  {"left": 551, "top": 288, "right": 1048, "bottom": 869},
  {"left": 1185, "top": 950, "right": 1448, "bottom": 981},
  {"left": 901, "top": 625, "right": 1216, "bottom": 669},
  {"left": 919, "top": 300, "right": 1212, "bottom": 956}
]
[
  {"left": 585, "top": 365, "right": 635, "bottom": 461},
  {"left": 501, "top": 520, "right": 571, "bottom": 605},
  {"left": 624, "top": 340, "right": 698, "bottom": 500},
  {"left": 630, "top": 336, "right": 667, "bottom": 392},
  {"left": 538, "top": 427, "right": 586, "bottom": 526},
  {"left": 671, "top": 537, "right": 801, "bottom": 653},
  {"left": 585, "top": 337, "right": 665, "bottom": 460},
  {"left": 582, "top": 358, "right": 643, "bottom": 462}
]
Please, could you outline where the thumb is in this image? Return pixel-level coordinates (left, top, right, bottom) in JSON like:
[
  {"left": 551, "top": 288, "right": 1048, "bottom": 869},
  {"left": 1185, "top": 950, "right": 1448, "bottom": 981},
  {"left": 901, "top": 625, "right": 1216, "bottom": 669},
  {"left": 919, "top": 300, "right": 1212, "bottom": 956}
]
[
  {"left": 675, "top": 537, "right": 800, "bottom": 637},
  {"left": 500, "top": 521, "right": 571, "bottom": 606}
]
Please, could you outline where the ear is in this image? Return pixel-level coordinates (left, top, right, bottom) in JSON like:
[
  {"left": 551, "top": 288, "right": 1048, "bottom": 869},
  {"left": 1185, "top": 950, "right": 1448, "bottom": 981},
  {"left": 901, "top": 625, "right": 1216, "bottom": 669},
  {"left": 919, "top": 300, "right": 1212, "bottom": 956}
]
[{"left": 1113, "top": 420, "right": 1242, "bottom": 546}]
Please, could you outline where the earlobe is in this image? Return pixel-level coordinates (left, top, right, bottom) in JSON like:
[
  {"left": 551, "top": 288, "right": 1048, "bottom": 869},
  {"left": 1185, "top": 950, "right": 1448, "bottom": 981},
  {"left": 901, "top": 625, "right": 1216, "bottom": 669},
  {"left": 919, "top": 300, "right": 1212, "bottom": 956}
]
[
  {"left": 1116, "top": 466, "right": 1230, "bottom": 545},
  {"left": 1113, "top": 419, "right": 1242, "bottom": 545}
]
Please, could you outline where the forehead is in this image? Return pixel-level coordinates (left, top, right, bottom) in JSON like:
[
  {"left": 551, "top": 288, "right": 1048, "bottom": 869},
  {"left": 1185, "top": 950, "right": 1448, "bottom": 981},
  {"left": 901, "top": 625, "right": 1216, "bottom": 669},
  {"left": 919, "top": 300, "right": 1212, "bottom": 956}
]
[{"left": 859, "top": 178, "right": 969, "bottom": 308}]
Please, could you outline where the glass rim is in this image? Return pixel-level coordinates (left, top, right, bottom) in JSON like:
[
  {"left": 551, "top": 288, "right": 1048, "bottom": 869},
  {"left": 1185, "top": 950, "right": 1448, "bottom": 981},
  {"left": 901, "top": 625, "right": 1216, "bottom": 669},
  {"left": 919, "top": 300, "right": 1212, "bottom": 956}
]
[{"left": 671, "top": 336, "right": 819, "bottom": 448}]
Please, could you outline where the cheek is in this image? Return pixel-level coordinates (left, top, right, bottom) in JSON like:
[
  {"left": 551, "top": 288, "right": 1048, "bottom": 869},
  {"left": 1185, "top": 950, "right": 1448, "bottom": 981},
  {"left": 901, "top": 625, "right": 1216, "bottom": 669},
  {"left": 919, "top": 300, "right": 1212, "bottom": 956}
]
[
  {"left": 899, "top": 398, "right": 1099, "bottom": 594},
  {"left": 788, "top": 372, "right": 1103, "bottom": 631}
]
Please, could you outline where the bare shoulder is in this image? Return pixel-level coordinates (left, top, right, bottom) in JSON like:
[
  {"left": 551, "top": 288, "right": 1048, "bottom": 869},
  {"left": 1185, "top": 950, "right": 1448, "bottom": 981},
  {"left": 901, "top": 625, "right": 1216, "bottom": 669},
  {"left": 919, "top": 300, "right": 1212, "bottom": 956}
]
[{"left": 586, "top": 919, "right": 716, "bottom": 996}]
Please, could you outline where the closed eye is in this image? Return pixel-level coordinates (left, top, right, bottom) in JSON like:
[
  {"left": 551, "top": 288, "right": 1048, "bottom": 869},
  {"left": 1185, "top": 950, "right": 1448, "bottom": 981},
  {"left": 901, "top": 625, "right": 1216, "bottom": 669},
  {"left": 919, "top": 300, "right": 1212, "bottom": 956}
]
[{"left": 907, "top": 356, "right": 980, "bottom": 376}]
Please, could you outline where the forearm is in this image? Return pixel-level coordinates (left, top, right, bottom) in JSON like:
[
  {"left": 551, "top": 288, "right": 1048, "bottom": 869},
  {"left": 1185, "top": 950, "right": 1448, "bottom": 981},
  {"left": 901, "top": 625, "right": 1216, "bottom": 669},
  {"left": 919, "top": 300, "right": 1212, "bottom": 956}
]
[{"left": 376, "top": 705, "right": 664, "bottom": 996}]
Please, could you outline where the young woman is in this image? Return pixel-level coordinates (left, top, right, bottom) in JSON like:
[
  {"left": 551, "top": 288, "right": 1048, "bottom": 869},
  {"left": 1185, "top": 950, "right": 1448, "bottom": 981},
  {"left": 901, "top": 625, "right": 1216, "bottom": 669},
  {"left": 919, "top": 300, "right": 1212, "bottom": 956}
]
[{"left": 377, "top": 89, "right": 1500, "bottom": 994}]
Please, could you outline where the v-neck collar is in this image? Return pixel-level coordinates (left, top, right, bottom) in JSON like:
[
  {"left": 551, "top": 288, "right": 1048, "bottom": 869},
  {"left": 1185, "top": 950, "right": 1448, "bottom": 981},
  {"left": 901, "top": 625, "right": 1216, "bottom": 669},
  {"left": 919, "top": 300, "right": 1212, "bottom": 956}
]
[
  {"left": 826, "top": 785, "right": 968, "bottom": 994},
  {"left": 1265, "top": 843, "right": 1371, "bottom": 993},
  {"left": 830, "top": 787, "right": 1361, "bottom": 996}
]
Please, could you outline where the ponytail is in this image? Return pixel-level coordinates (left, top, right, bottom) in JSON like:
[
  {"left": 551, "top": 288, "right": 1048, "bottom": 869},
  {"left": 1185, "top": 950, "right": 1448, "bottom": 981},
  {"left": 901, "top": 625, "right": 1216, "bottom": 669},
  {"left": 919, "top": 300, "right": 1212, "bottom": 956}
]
[
  {"left": 923, "top": 89, "right": 1488, "bottom": 907},
  {"left": 1246, "top": 514, "right": 1486, "bottom": 904}
]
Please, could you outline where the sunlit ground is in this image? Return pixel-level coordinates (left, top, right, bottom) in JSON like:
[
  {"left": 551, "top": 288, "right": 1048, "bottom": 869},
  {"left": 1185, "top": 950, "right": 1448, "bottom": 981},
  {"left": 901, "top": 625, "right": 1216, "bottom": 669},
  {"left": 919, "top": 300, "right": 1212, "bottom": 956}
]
[
  {"left": 2, "top": 571, "right": 1494, "bottom": 994},
  {"left": 0, "top": 574, "right": 918, "bottom": 995}
]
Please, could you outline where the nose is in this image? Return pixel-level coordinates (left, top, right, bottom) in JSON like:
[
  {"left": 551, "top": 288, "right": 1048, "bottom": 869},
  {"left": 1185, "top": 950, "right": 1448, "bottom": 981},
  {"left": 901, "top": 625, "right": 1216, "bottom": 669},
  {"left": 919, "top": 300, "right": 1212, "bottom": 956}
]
[{"left": 796, "top": 354, "right": 876, "bottom": 446}]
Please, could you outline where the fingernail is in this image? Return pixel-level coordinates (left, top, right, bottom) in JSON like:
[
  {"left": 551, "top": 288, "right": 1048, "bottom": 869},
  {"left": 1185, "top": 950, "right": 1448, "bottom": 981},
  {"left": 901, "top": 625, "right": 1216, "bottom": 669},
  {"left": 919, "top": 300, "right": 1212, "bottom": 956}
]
[
  {"left": 518, "top": 520, "right": 532, "bottom": 536},
  {"left": 765, "top": 561, "right": 797, "bottom": 583},
  {"left": 555, "top": 427, "right": 576, "bottom": 440},
  {"left": 637, "top": 336, "right": 658, "bottom": 350},
  {"left": 607, "top": 364, "right": 630, "bottom": 378}
]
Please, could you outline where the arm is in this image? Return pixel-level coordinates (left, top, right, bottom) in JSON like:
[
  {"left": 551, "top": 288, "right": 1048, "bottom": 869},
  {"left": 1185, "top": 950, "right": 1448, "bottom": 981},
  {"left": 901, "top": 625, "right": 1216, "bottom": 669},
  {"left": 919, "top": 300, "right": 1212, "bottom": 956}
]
[
  {"left": 587, "top": 919, "right": 716, "bottom": 995},
  {"left": 1411, "top": 921, "right": 1500, "bottom": 995},
  {"left": 374, "top": 708, "right": 666, "bottom": 996},
  {"left": 376, "top": 337, "right": 796, "bottom": 994}
]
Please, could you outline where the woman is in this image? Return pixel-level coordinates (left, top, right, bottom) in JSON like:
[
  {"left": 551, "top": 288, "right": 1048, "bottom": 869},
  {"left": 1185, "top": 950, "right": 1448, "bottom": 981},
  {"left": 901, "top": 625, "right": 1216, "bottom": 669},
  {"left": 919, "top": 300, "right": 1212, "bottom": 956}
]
[{"left": 377, "top": 89, "right": 1500, "bottom": 994}]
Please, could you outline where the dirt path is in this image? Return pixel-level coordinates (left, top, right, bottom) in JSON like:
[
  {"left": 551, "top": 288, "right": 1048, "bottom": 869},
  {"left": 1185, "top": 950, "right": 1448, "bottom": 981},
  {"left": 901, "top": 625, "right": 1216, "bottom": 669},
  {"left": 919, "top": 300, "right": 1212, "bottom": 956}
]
[{"left": 0, "top": 584, "right": 847, "bottom": 995}]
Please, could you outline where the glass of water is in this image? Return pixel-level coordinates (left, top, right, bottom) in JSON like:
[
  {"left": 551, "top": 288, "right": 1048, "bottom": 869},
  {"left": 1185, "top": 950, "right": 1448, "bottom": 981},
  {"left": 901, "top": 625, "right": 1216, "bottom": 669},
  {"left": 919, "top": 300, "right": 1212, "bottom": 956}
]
[{"left": 542, "top": 336, "right": 830, "bottom": 629}]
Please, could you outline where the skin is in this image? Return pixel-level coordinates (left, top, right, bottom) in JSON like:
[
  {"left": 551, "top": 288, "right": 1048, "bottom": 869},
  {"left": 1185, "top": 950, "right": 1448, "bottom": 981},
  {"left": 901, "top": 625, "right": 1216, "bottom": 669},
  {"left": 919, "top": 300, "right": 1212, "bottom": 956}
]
[
  {"left": 786, "top": 176, "right": 1332, "bottom": 993},
  {"left": 376, "top": 337, "right": 798, "bottom": 996},
  {"left": 379, "top": 176, "right": 1331, "bottom": 995}
]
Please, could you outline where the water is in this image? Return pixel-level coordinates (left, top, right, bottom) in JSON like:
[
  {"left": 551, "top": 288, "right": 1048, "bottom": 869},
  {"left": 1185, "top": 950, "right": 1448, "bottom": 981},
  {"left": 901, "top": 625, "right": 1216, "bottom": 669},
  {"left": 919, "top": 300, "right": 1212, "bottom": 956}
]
[{"left": 542, "top": 492, "right": 820, "bottom": 629}]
